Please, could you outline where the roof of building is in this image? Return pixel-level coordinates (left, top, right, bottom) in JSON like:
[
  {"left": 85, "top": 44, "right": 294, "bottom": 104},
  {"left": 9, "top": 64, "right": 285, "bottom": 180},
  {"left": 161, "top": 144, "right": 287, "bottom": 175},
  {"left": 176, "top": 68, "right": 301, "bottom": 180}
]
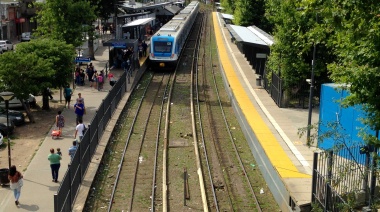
[
  {"left": 122, "top": 17, "right": 155, "bottom": 27},
  {"left": 221, "top": 13, "right": 234, "bottom": 20},
  {"left": 226, "top": 24, "right": 274, "bottom": 47},
  {"left": 164, "top": 5, "right": 182, "bottom": 15}
]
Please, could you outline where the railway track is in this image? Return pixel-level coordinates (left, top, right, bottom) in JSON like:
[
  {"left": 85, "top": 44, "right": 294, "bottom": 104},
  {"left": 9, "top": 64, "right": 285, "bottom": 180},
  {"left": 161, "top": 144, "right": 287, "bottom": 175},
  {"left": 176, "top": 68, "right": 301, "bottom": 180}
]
[
  {"left": 107, "top": 73, "right": 171, "bottom": 211},
  {"left": 195, "top": 10, "right": 263, "bottom": 211},
  {"left": 85, "top": 4, "right": 280, "bottom": 212}
]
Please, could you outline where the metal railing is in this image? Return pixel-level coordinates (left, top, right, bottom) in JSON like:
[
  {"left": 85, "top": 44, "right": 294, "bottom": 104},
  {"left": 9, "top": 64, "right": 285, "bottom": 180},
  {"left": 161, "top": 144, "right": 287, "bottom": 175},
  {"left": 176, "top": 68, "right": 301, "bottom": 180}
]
[
  {"left": 312, "top": 145, "right": 379, "bottom": 211},
  {"left": 54, "top": 69, "right": 128, "bottom": 212}
]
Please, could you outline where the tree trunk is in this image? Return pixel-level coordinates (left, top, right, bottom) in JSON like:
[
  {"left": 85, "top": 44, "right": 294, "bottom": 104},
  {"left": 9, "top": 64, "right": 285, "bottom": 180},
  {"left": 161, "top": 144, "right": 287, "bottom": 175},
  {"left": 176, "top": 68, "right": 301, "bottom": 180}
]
[
  {"left": 42, "top": 88, "right": 50, "bottom": 110},
  {"left": 22, "top": 102, "right": 35, "bottom": 123}
]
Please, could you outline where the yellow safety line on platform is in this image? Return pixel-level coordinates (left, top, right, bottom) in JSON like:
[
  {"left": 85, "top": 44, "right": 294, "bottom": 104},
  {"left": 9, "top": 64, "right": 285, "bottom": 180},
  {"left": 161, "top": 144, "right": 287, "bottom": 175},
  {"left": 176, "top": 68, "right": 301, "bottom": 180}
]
[{"left": 212, "top": 12, "right": 310, "bottom": 179}]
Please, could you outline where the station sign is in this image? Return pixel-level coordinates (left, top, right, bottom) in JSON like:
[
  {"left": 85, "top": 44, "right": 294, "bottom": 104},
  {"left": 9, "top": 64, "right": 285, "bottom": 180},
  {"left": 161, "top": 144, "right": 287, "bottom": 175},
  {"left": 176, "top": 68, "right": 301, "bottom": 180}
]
[
  {"left": 75, "top": 57, "right": 91, "bottom": 63},
  {"left": 112, "top": 42, "right": 127, "bottom": 48}
]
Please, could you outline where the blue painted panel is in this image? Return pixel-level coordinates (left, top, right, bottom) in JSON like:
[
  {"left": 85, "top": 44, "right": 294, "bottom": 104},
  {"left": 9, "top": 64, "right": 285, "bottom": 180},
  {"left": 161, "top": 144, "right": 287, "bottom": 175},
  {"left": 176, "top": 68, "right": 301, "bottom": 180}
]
[{"left": 318, "top": 83, "right": 376, "bottom": 150}]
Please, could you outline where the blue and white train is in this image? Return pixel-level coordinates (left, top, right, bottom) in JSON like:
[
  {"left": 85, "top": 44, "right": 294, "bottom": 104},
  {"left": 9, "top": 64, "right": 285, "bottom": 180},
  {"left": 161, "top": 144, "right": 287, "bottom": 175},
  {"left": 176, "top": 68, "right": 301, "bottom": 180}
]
[{"left": 149, "top": 1, "right": 199, "bottom": 70}]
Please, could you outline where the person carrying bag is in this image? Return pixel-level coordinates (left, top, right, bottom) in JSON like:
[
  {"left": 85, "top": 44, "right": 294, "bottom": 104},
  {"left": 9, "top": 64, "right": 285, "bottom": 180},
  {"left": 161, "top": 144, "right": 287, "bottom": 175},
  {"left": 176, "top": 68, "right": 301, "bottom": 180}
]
[{"left": 8, "top": 165, "right": 23, "bottom": 206}]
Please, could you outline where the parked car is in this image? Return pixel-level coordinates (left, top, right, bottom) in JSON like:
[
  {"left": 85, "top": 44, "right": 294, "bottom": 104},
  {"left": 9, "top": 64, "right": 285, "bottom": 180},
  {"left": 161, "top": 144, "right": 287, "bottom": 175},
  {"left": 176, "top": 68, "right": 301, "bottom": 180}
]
[
  {"left": 0, "top": 94, "right": 36, "bottom": 109},
  {"left": 0, "top": 40, "right": 13, "bottom": 51},
  {"left": 21, "top": 32, "right": 31, "bottom": 42},
  {"left": 0, "top": 116, "right": 15, "bottom": 136},
  {"left": 0, "top": 132, "right": 3, "bottom": 146},
  {"left": 0, "top": 108, "right": 25, "bottom": 126},
  {"left": 0, "top": 42, "right": 6, "bottom": 53}
]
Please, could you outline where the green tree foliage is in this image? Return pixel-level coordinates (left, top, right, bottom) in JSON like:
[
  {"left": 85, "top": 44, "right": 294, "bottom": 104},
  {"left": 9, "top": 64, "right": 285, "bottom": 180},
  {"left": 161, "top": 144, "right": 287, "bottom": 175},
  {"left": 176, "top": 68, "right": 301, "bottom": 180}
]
[
  {"left": 96, "top": 0, "right": 124, "bottom": 22},
  {"left": 323, "top": 0, "right": 380, "bottom": 135},
  {"left": 12, "top": 39, "right": 75, "bottom": 110},
  {"left": 34, "top": 0, "right": 96, "bottom": 48},
  {"left": 265, "top": 0, "right": 333, "bottom": 95},
  {"left": 221, "top": 0, "right": 235, "bottom": 15},
  {"left": 234, "top": 0, "right": 272, "bottom": 32}
]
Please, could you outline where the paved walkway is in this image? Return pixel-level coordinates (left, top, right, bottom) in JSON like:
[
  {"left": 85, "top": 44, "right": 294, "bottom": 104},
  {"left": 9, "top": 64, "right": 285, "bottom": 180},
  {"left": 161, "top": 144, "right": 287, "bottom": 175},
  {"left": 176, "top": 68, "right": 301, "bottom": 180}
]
[{"left": 0, "top": 39, "right": 126, "bottom": 211}]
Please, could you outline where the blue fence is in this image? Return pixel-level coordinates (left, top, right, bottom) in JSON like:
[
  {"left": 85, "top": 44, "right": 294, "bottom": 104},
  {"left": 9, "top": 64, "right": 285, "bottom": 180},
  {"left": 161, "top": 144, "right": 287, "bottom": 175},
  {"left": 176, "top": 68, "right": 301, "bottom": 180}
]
[{"left": 54, "top": 68, "right": 129, "bottom": 212}]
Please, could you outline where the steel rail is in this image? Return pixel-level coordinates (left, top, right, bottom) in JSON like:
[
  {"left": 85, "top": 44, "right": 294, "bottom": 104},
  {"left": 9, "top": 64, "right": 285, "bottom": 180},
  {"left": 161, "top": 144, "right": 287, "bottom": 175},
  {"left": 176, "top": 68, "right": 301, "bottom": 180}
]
[
  {"left": 107, "top": 73, "right": 154, "bottom": 212},
  {"left": 127, "top": 74, "right": 166, "bottom": 212},
  {"left": 198, "top": 12, "right": 235, "bottom": 211},
  {"left": 189, "top": 12, "right": 209, "bottom": 212},
  {"left": 151, "top": 73, "right": 172, "bottom": 212},
  {"left": 210, "top": 37, "right": 263, "bottom": 212}
]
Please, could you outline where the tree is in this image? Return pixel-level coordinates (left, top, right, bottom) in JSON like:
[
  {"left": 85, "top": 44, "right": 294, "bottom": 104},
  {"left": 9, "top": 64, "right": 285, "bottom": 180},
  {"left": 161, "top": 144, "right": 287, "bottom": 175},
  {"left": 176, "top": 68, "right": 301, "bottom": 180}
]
[
  {"left": 265, "top": 0, "right": 333, "bottom": 101},
  {"left": 234, "top": 0, "right": 272, "bottom": 32},
  {"left": 14, "top": 39, "right": 75, "bottom": 110},
  {"left": 323, "top": 0, "right": 380, "bottom": 144},
  {"left": 34, "top": 0, "right": 96, "bottom": 50},
  {"left": 221, "top": 0, "right": 235, "bottom": 15},
  {"left": 0, "top": 50, "right": 53, "bottom": 121}
]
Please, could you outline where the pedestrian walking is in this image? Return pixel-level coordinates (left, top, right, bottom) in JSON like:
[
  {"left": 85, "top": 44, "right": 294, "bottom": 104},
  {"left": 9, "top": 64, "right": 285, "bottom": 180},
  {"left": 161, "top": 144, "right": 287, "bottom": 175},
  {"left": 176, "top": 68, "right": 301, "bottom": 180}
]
[
  {"left": 68, "top": 140, "right": 78, "bottom": 161},
  {"left": 55, "top": 111, "right": 64, "bottom": 137},
  {"left": 8, "top": 165, "right": 23, "bottom": 206},
  {"left": 48, "top": 148, "right": 61, "bottom": 183},
  {"left": 86, "top": 65, "right": 95, "bottom": 87},
  {"left": 74, "top": 119, "right": 86, "bottom": 141},
  {"left": 77, "top": 93, "right": 86, "bottom": 114},
  {"left": 64, "top": 85, "right": 72, "bottom": 109},
  {"left": 92, "top": 71, "right": 98, "bottom": 89},
  {"left": 74, "top": 99, "right": 85, "bottom": 125},
  {"left": 97, "top": 71, "right": 104, "bottom": 91}
]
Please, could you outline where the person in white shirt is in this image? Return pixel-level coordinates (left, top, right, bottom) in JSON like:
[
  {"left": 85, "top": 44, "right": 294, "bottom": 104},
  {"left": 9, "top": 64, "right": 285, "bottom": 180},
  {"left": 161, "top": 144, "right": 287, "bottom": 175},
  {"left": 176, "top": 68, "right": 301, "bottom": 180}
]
[{"left": 74, "top": 119, "right": 85, "bottom": 141}]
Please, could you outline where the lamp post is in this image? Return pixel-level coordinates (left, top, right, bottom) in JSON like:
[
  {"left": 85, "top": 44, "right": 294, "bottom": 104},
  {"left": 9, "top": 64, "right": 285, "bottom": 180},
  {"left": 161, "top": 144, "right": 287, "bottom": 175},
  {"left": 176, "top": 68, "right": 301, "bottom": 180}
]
[
  {"left": 297, "top": 7, "right": 318, "bottom": 142},
  {"left": 0, "top": 91, "right": 14, "bottom": 169},
  {"left": 306, "top": 13, "right": 318, "bottom": 143}
]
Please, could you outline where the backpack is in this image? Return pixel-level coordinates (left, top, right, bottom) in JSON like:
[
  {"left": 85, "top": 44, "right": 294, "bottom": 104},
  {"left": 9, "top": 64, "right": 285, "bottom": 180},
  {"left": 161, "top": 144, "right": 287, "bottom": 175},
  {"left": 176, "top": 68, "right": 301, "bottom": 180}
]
[
  {"left": 98, "top": 75, "right": 103, "bottom": 83},
  {"left": 82, "top": 124, "right": 87, "bottom": 134}
]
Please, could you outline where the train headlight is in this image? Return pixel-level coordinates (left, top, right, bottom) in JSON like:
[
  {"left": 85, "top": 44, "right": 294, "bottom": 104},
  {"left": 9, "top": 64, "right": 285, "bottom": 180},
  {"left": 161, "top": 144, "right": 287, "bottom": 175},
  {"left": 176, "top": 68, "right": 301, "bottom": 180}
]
[
  {"left": 159, "top": 63, "right": 165, "bottom": 67},
  {"left": 150, "top": 53, "right": 154, "bottom": 58}
]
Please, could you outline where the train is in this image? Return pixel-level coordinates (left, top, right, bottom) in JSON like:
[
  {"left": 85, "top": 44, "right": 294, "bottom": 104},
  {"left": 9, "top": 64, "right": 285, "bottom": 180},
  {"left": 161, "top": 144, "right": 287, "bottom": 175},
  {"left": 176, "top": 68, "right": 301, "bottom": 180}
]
[{"left": 149, "top": 1, "right": 200, "bottom": 70}]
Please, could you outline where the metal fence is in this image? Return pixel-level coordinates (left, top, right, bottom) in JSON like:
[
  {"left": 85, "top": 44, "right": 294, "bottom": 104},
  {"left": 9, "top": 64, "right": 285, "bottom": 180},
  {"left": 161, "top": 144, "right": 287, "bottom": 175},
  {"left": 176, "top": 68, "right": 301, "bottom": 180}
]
[
  {"left": 312, "top": 145, "right": 379, "bottom": 211},
  {"left": 54, "top": 69, "right": 129, "bottom": 212},
  {"left": 262, "top": 67, "right": 320, "bottom": 108}
]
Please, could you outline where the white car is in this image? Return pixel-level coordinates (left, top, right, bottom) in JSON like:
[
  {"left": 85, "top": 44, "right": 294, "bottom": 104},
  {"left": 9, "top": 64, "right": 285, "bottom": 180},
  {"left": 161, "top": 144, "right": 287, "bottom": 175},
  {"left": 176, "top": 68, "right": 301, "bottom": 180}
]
[
  {"left": 0, "top": 40, "right": 13, "bottom": 51},
  {"left": 21, "top": 32, "right": 31, "bottom": 42},
  {"left": 0, "top": 94, "right": 36, "bottom": 109}
]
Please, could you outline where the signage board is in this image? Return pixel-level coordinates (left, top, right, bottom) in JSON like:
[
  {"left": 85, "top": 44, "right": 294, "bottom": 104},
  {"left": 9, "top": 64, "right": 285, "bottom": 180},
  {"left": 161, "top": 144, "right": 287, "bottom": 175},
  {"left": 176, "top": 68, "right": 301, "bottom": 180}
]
[
  {"left": 112, "top": 42, "right": 127, "bottom": 48},
  {"left": 256, "top": 53, "right": 267, "bottom": 59},
  {"left": 75, "top": 57, "right": 91, "bottom": 63}
]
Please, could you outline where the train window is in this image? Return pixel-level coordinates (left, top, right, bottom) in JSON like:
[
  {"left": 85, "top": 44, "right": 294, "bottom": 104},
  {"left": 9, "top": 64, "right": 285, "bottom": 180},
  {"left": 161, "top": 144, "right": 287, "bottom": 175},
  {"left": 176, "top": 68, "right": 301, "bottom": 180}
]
[{"left": 154, "top": 41, "right": 172, "bottom": 53}]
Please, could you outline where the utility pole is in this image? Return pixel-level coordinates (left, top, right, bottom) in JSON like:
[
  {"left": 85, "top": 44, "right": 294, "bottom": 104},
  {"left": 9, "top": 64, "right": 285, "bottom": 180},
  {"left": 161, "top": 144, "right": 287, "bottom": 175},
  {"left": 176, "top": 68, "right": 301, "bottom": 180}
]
[{"left": 0, "top": 1, "right": 3, "bottom": 40}]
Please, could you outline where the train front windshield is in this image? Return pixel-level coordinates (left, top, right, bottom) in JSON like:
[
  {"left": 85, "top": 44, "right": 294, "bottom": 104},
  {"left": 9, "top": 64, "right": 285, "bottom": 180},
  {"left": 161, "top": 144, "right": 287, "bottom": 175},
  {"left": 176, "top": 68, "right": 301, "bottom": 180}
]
[{"left": 154, "top": 41, "right": 172, "bottom": 53}]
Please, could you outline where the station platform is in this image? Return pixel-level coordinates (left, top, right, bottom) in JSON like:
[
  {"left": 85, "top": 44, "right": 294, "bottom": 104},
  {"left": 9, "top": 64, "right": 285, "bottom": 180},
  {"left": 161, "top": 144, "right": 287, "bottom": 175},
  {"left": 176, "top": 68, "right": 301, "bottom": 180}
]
[{"left": 212, "top": 12, "right": 319, "bottom": 211}]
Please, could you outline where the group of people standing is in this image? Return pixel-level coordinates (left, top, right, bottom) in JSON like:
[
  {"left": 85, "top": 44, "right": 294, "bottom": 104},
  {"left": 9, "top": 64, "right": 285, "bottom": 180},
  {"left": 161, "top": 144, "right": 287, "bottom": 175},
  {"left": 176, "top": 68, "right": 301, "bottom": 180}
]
[{"left": 75, "top": 63, "right": 105, "bottom": 91}]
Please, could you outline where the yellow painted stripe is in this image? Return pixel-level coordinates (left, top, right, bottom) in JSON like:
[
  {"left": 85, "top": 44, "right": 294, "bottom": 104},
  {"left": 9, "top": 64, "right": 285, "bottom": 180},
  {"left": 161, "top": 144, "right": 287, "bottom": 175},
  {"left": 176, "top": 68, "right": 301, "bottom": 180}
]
[{"left": 212, "top": 12, "right": 310, "bottom": 178}]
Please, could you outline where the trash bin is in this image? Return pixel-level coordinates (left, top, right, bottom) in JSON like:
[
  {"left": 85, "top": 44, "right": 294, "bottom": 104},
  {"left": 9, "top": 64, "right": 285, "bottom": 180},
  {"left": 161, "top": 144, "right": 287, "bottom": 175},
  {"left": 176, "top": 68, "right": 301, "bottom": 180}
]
[
  {"left": 256, "top": 76, "right": 262, "bottom": 86},
  {"left": 0, "top": 168, "right": 9, "bottom": 185}
]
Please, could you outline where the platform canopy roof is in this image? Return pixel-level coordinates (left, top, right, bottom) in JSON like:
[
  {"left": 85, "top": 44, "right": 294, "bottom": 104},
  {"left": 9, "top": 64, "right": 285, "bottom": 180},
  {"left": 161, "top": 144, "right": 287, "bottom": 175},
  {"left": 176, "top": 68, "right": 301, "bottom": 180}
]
[
  {"left": 221, "top": 13, "right": 234, "bottom": 20},
  {"left": 164, "top": 5, "right": 182, "bottom": 15},
  {"left": 226, "top": 24, "right": 274, "bottom": 47},
  {"left": 122, "top": 17, "right": 155, "bottom": 27}
]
